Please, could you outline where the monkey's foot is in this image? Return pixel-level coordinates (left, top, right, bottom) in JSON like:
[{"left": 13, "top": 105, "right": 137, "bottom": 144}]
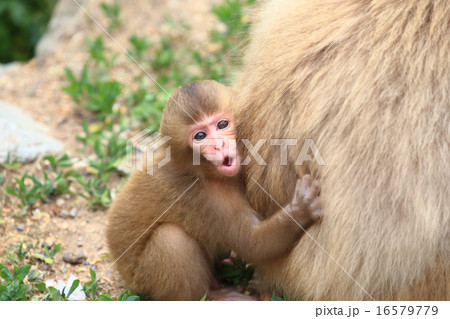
[{"left": 207, "top": 288, "right": 256, "bottom": 301}]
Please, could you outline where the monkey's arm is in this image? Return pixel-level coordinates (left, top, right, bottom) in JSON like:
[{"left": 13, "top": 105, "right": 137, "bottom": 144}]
[{"left": 231, "top": 175, "right": 322, "bottom": 263}]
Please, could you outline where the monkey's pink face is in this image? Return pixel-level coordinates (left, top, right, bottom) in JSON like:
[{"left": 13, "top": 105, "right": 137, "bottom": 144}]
[{"left": 187, "top": 112, "right": 241, "bottom": 177}]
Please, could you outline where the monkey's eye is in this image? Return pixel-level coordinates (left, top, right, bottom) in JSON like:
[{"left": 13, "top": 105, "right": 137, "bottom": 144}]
[
  {"left": 217, "top": 120, "right": 229, "bottom": 129},
  {"left": 194, "top": 131, "right": 207, "bottom": 141}
]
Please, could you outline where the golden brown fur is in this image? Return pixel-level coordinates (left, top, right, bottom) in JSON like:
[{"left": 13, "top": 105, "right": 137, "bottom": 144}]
[
  {"left": 234, "top": 0, "right": 450, "bottom": 300},
  {"left": 107, "top": 81, "right": 322, "bottom": 300}
]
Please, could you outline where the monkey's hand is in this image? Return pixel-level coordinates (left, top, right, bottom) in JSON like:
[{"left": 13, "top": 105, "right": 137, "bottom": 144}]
[
  {"left": 283, "top": 175, "right": 322, "bottom": 226},
  {"left": 235, "top": 175, "right": 322, "bottom": 263}
]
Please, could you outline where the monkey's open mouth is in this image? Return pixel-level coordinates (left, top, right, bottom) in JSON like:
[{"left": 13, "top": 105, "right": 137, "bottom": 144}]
[{"left": 223, "top": 156, "right": 233, "bottom": 167}]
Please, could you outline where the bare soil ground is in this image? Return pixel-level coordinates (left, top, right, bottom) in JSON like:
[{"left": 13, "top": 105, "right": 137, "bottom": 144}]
[{"left": 0, "top": 0, "right": 220, "bottom": 298}]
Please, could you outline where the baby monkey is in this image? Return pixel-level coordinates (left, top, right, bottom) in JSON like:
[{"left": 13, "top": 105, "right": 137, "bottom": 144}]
[{"left": 107, "top": 80, "right": 322, "bottom": 300}]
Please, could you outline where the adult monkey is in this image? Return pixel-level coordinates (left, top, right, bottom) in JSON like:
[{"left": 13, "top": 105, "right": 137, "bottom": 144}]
[{"left": 234, "top": 0, "right": 450, "bottom": 300}]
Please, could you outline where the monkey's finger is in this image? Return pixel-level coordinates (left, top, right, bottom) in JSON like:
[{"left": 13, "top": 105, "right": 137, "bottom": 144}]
[
  {"left": 295, "top": 178, "right": 303, "bottom": 190},
  {"left": 301, "top": 174, "right": 312, "bottom": 189},
  {"left": 311, "top": 208, "right": 324, "bottom": 221},
  {"left": 309, "top": 197, "right": 322, "bottom": 212}
]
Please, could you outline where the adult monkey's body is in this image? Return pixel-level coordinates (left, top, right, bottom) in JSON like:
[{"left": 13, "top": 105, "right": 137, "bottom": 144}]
[{"left": 235, "top": 0, "right": 450, "bottom": 300}]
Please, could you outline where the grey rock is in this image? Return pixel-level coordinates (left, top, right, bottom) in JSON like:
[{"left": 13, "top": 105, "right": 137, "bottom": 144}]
[
  {"left": 69, "top": 209, "right": 77, "bottom": 219},
  {"left": 77, "top": 242, "right": 83, "bottom": 247},
  {"left": 35, "top": 0, "right": 86, "bottom": 59},
  {"left": 60, "top": 210, "right": 69, "bottom": 218},
  {"left": 16, "top": 224, "right": 24, "bottom": 231},
  {"left": 63, "top": 251, "right": 87, "bottom": 265},
  {"left": 0, "top": 100, "right": 63, "bottom": 163}
]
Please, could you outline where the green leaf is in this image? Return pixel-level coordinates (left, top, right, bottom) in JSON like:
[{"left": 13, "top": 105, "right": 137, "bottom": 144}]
[
  {"left": 32, "top": 253, "right": 46, "bottom": 262},
  {"left": 97, "top": 294, "right": 113, "bottom": 301},
  {"left": 5, "top": 185, "right": 16, "bottom": 195},
  {"left": 0, "top": 266, "right": 13, "bottom": 282},
  {"left": 66, "top": 279, "right": 80, "bottom": 298},
  {"left": 271, "top": 290, "right": 289, "bottom": 301},
  {"left": 117, "top": 289, "right": 140, "bottom": 301},
  {"left": 124, "top": 295, "right": 140, "bottom": 301},
  {"left": 16, "top": 264, "right": 31, "bottom": 280},
  {"left": 89, "top": 268, "right": 97, "bottom": 281},
  {"left": 47, "top": 286, "right": 62, "bottom": 301},
  {"left": 28, "top": 270, "right": 40, "bottom": 281},
  {"left": 7, "top": 252, "right": 18, "bottom": 263},
  {"left": 52, "top": 243, "right": 62, "bottom": 255},
  {"left": 34, "top": 281, "right": 47, "bottom": 292},
  {"left": 0, "top": 284, "right": 6, "bottom": 295}
]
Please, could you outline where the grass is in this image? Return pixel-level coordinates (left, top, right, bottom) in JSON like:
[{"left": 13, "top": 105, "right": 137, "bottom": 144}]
[{"left": 0, "top": 242, "right": 140, "bottom": 301}]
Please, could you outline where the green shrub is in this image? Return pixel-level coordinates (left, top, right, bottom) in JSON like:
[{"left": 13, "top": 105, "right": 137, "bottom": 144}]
[{"left": 0, "top": 0, "right": 57, "bottom": 62}]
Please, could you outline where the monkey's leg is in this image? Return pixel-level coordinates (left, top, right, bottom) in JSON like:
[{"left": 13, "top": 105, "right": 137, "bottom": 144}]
[{"left": 132, "top": 223, "right": 213, "bottom": 300}]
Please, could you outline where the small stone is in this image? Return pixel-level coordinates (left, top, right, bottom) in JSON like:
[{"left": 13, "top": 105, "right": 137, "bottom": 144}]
[
  {"left": 60, "top": 210, "right": 69, "bottom": 218},
  {"left": 33, "top": 208, "right": 41, "bottom": 215},
  {"left": 77, "top": 242, "right": 83, "bottom": 247},
  {"left": 63, "top": 251, "right": 87, "bottom": 265},
  {"left": 83, "top": 261, "right": 90, "bottom": 265},
  {"left": 56, "top": 198, "right": 65, "bottom": 207},
  {"left": 43, "top": 265, "right": 48, "bottom": 271},
  {"left": 69, "top": 209, "right": 77, "bottom": 219},
  {"left": 16, "top": 224, "right": 24, "bottom": 231}
]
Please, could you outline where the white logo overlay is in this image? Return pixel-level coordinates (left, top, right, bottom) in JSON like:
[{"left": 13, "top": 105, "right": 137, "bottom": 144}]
[{"left": 127, "top": 130, "right": 325, "bottom": 176}]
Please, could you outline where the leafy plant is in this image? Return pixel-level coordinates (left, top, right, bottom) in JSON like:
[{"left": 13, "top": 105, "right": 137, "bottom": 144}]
[
  {"left": 0, "top": 264, "right": 31, "bottom": 301},
  {"left": 83, "top": 268, "right": 139, "bottom": 300},
  {"left": 215, "top": 254, "right": 254, "bottom": 286},
  {"left": 0, "top": 0, "right": 57, "bottom": 62},
  {"left": 6, "top": 171, "right": 73, "bottom": 214},
  {"left": 43, "top": 154, "right": 73, "bottom": 171},
  {"left": 79, "top": 175, "right": 112, "bottom": 208},
  {"left": 151, "top": 36, "right": 175, "bottom": 71},
  {"left": 32, "top": 243, "right": 61, "bottom": 265},
  {"left": 0, "top": 153, "right": 22, "bottom": 170},
  {"left": 271, "top": 290, "right": 290, "bottom": 301},
  {"left": 89, "top": 130, "right": 128, "bottom": 175},
  {"left": 7, "top": 242, "right": 31, "bottom": 263},
  {"left": 100, "top": 0, "right": 122, "bottom": 31},
  {"left": 6, "top": 172, "right": 41, "bottom": 212},
  {"left": 128, "top": 34, "right": 151, "bottom": 60},
  {"left": 64, "top": 66, "right": 122, "bottom": 120},
  {"left": 118, "top": 289, "right": 140, "bottom": 301}
]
